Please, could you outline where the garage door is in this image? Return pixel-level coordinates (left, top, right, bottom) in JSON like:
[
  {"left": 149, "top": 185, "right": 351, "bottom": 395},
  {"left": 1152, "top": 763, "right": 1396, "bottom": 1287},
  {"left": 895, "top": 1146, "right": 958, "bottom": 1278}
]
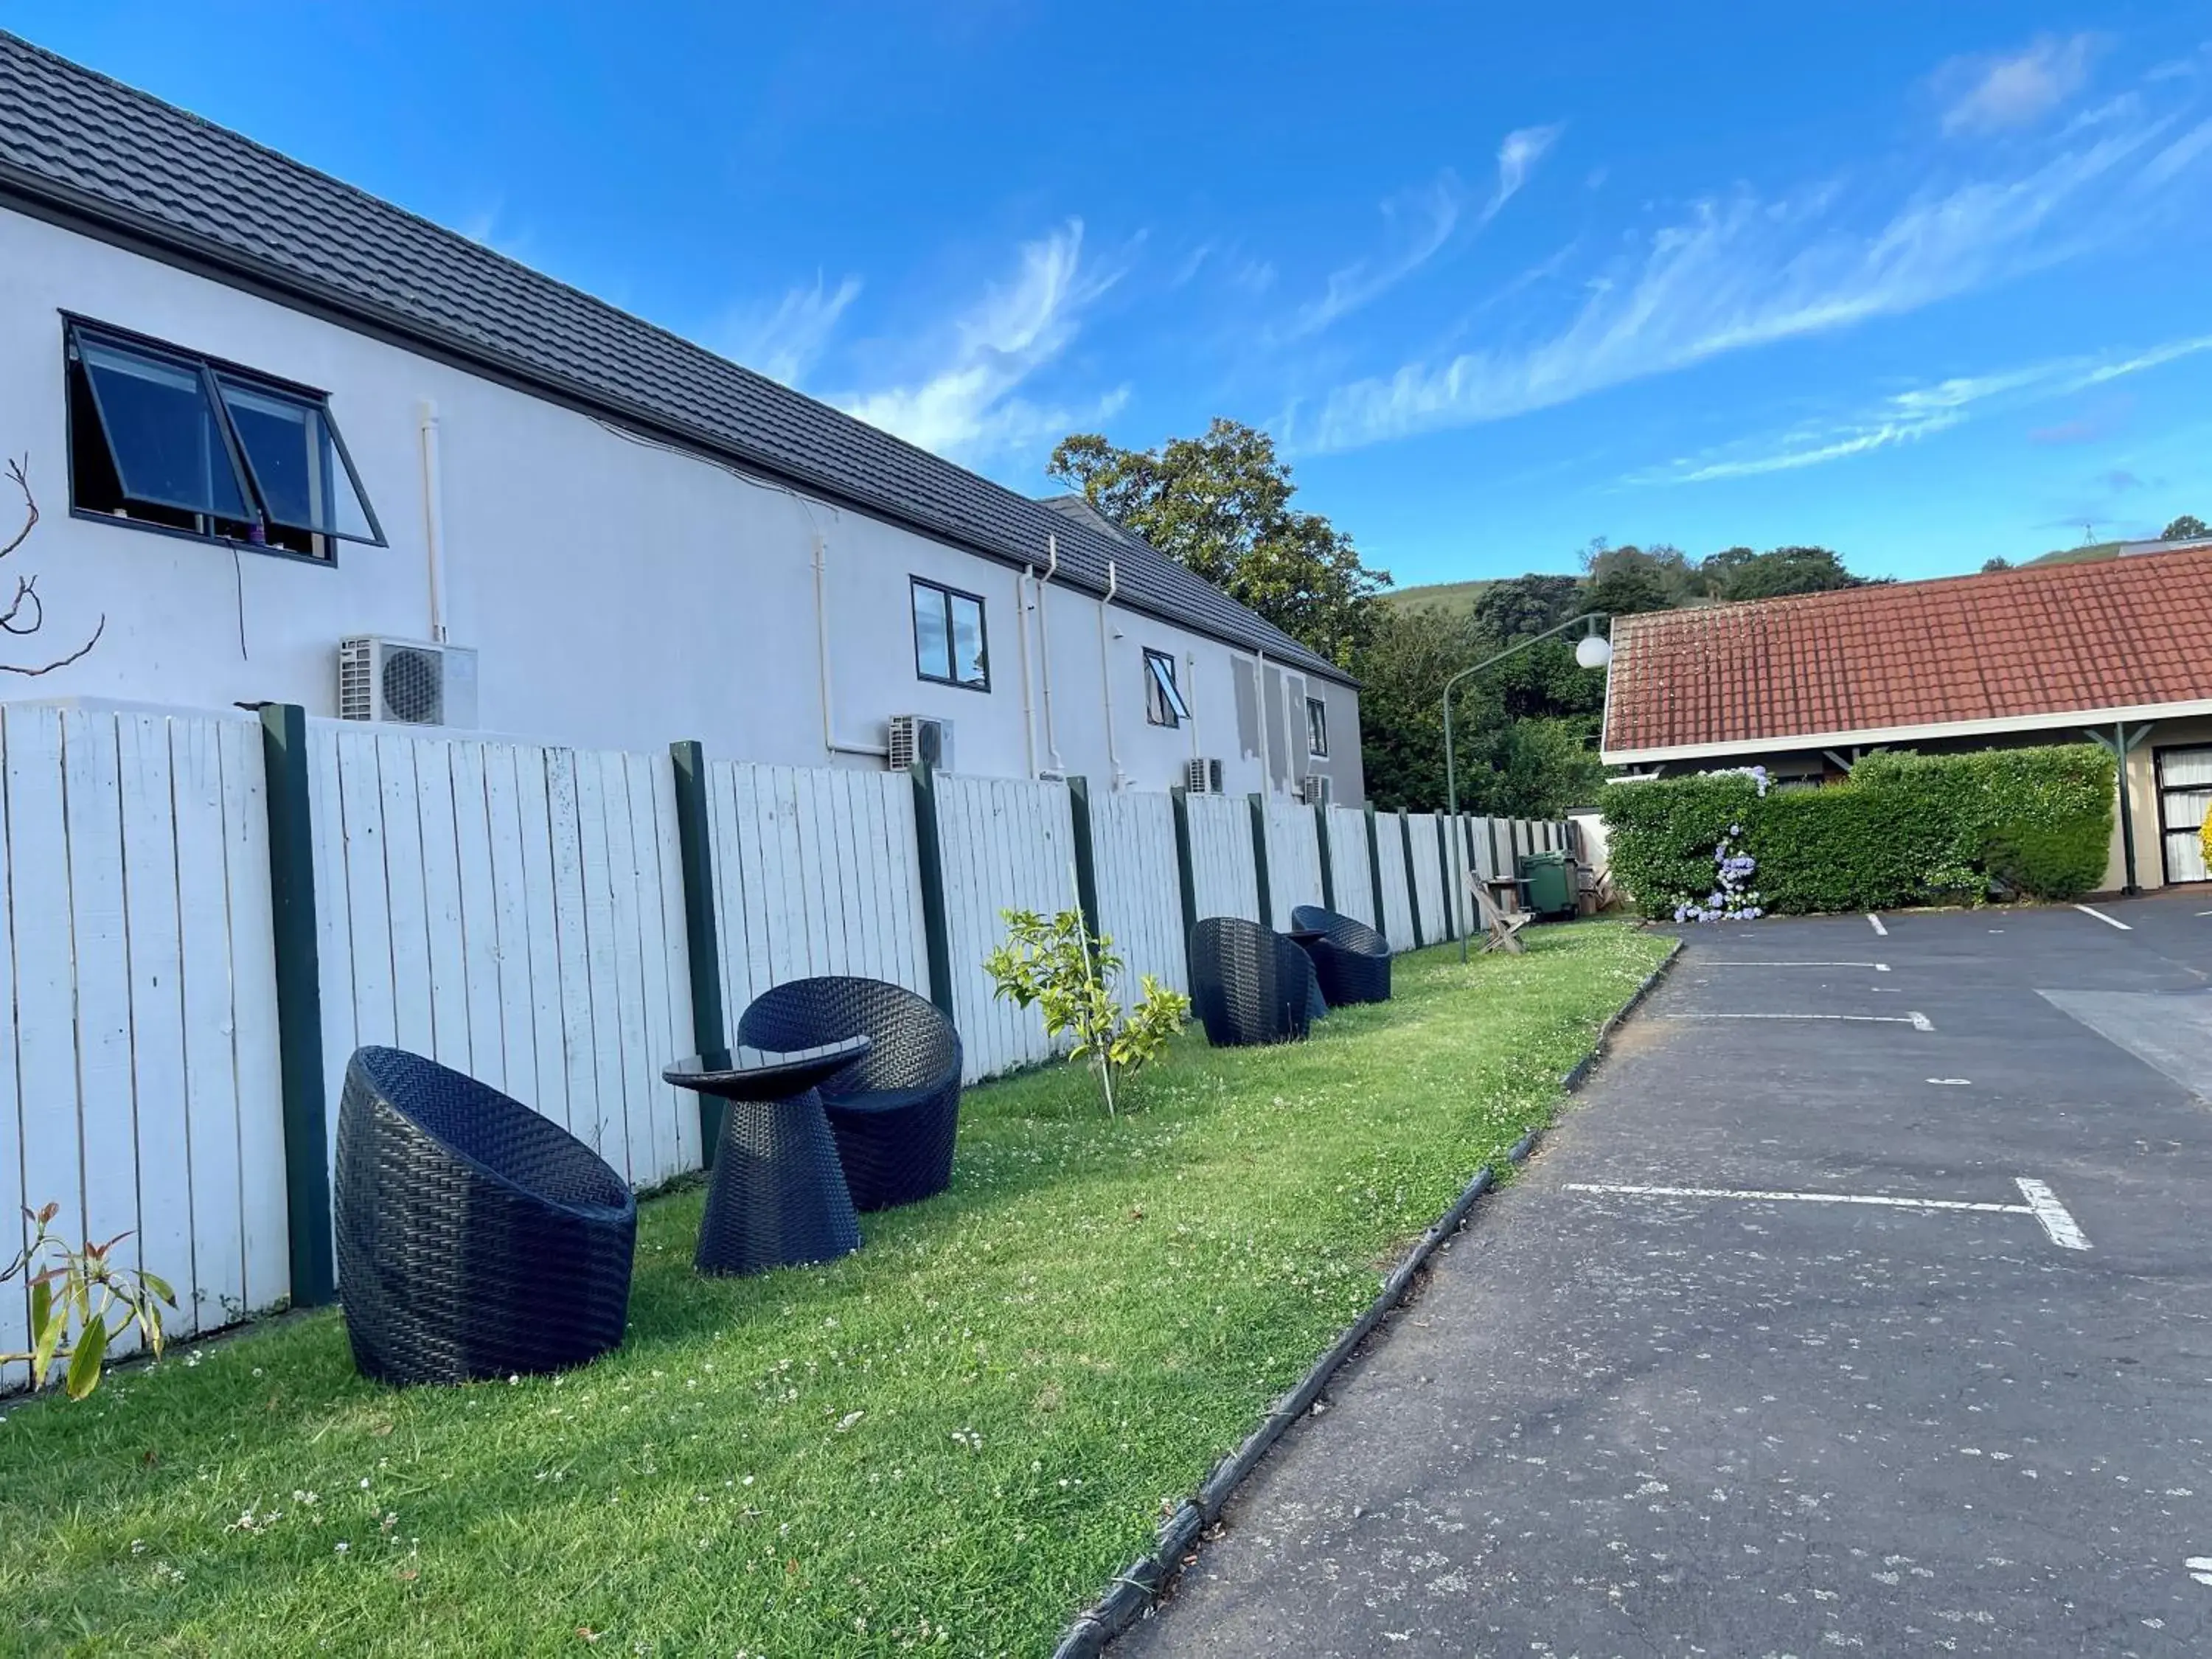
[{"left": 2157, "top": 745, "right": 2212, "bottom": 885}]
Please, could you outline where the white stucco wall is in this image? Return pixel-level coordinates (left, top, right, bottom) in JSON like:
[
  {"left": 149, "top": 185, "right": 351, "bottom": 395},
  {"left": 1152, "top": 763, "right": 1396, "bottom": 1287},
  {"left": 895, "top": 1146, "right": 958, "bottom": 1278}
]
[{"left": 0, "top": 204, "right": 1362, "bottom": 797}]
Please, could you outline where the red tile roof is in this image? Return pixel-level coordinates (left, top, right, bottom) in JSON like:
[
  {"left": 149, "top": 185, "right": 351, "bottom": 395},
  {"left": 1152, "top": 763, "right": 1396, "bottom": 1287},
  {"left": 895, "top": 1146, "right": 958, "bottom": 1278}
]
[{"left": 1601, "top": 546, "right": 2212, "bottom": 759}]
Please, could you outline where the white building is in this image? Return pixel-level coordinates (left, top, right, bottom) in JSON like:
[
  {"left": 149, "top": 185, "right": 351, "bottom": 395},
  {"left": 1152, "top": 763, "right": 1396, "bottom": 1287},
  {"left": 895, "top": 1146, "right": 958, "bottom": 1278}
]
[{"left": 0, "top": 34, "right": 1363, "bottom": 802}]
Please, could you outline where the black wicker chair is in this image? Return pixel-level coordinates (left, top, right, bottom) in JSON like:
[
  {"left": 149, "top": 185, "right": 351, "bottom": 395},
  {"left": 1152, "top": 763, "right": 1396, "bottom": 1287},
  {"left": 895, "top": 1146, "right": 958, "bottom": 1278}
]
[
  {"left": 1290, "top": 904, "right": 1394, "bottom": 1006},
  {"left": 335, "top": 1047, "right": 636, "bottom": 1385},
  {"left": 1189, "top": 916, "right": 1321, "bottom": 1048},
  {"left": 737, "top": 977, "right": 963, "bottom": 1211}
]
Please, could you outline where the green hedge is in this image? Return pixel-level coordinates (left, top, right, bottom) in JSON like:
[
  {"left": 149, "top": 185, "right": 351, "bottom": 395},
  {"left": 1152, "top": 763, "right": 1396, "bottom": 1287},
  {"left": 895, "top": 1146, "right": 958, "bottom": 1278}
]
[{"left": 1602, "top": 744, "right": 2115, "bottom": 917}]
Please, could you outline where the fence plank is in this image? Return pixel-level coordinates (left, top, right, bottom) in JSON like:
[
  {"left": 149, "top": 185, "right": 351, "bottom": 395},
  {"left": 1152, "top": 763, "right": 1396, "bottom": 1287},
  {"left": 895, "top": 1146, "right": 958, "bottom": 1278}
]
[
  {"left": 61, "top": 712, "right": 137, "bottom": 1332},
  {"left": 1406, "top": 813, "right": 1448, "bottom": 945},
  {"left": 1325, "top": 804, "right": 1376, "bottom": 926},
  {"left": 1260, "top": 799, "right": 1325, "bottom": 929},
  {"left": 1374, "top": 810, "right": 1416, "bottom": 950},
  {"left": 1090, "top": 790, "right": 1188, "bottom": 1003},
  {"left": 544, "top": 748, "right": 605, "bottom": 1156},
  {"left": 511, "top": 745, "right": 570, "bottom": 1133},
  {"left": 218, "top": 717, "right": 289, "bottom": 1316},
  {"left": 176, "top": 718, "right": 248, "bottom": 1329},
  {"left": 116, "top": 714, "right": 192, "bottom": 1339},
  {"left": 448, "top": 742, "right": 508, "bottom": 1091},
  {"left": 1184, "top": 793, "right": 1257, "bottom": 923},
  {"left": 481, "top": 745, "right": 538, "bottom": 1108},
  {"left": 410, "top": 739, "right": 470, "bottom": 1074},
  {"left": 649, "top": 755, "right": 700, "bottom": 1175}
]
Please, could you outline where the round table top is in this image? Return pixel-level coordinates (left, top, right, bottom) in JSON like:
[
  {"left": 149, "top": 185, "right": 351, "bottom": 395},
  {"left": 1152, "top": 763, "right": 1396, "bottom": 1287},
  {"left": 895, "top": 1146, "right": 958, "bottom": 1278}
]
[{"left": 663, "top": 1036, "right": 872, "bottom": 1102}]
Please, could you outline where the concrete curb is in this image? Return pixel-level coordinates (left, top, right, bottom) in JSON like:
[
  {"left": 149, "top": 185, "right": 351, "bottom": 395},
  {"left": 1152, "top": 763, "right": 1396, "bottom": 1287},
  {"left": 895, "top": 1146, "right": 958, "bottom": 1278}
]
[{"left": 1049, "top": 939, "right": 1685, "bottom": 1658}]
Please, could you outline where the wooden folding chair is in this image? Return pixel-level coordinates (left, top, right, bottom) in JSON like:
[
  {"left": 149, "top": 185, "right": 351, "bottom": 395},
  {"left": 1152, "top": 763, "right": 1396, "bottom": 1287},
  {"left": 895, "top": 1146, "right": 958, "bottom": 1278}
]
[{"left": 1467, "top": 872, "right": 1530, "bottom": 955}]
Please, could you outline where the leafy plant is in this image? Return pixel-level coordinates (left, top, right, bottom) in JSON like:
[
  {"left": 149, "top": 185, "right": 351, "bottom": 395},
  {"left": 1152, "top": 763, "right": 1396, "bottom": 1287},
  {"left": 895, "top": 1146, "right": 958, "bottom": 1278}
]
[
  {"left": 1604, "top": 743, "right": 2115, "bottom": 916},
  {"left": 982, "top": 909, "right": 1189, "bottom": 1114},
  {"left": 2, "top": 1203, "right": 175, "bottom": 1399}
]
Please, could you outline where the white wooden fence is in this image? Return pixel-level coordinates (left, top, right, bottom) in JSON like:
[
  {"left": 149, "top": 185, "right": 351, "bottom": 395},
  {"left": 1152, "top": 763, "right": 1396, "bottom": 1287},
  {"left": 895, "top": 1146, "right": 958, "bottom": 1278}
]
[
  {"left": 1, "top": 690, "right": 1574, "bottom": 1380},
  {"left": 1406, "top": 813, "right": 1448, "bottom": 943},
  {"left": 0, "top": 706, "right": 285, "bottom": 1381},
  {"left": 706, "top": 762, "right": 930, "bottom": 1032},
  {"left": 308, "top": 723, "right": 699, "bottom": 1192},
  {"left": 1088, "top": 788, "right": 1188, "bottom": 1005},
  {"left": 1324, "top": 804, "right": 1376, "bottom": 927},
  {"left": 1259, "top": 799, "right": 1326, "bottom": 930},
  {"left": 932, "top": 774, "right": 1080, "bottom": 1082},
  {"left": 1183, "top": 793, "right": 1259, "bottom": 924}
]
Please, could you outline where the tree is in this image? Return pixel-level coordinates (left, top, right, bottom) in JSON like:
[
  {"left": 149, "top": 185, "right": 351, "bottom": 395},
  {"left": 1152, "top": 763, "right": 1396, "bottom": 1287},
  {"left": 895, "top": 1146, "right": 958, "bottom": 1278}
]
[
  {"left": 1583, "top": 560, "right": 1674, "bottom": 618},
  {"left": 1048, "top": 420, "right": 1389, "bottom": 667},
  {"left": 1, "top": 456, "right": 104, "bottom": 677},
  {"left": 1473, "top": 573, "right": 1583, "bottom": 640},
  {"left": 1586, "top": 542, "right": 1706, "bottom": 605},
  {"left": 1981, "top": 557, "right": 2012, "bottom": 573},
  {"left": 2163, "top": 514, "right": 2209, "bottom": 540},
  {"left": 1711, "top": 544, "right": 1874, "bottom": 601}
]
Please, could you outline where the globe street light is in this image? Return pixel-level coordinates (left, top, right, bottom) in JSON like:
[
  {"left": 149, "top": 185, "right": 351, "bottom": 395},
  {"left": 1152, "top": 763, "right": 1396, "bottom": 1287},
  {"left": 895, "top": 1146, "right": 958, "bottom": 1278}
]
[{"left": 1445, "top": 613, "right": 1613, "bottom": 961}]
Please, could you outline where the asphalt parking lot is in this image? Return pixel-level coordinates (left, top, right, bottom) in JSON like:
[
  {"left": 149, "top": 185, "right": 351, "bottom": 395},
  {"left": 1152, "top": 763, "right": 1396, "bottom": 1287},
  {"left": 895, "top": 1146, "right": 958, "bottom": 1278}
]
[{"left": 1120, "top": 893, "right": 2212, "bottom": 1658}]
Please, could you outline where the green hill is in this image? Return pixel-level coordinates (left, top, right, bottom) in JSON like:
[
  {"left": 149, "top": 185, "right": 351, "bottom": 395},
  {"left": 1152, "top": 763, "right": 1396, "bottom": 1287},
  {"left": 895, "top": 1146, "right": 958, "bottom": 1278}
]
[{"left": 1382, "top": 577, "right": 1500, "bottom": 613}]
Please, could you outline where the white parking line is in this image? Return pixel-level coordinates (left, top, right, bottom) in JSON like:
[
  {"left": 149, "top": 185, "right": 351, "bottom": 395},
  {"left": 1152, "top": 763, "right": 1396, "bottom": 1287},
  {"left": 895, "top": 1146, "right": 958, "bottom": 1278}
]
[
  {"left": 1700, "top": 961, "right": 1891, "bottom": 972},
  {"left": 2014, "top": 1178, "right": 2092, "bottom": 1250},
  {"left": 1868, "top": 914, "right": 1888, "bottom": 936},
  {"left": 1927, "top": 1077, "right": 1972, "bottom": 1085},
  {"left": 1564, "top": 1178, "right": 2090, "bottom": 1249},
  {"left": 1658, "top": 1012, "right": 1933, "bottom": 1029},
  {"left": 2075, "top": 904, "right": 2132, "bottom": 931},
  {"left": 2186, "top": 1555, "right": 2212, "bottom": 1587}
]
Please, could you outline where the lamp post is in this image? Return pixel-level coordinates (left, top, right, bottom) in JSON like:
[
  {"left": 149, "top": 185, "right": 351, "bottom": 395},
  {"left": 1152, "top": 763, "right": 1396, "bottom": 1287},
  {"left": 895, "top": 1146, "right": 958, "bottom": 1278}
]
[{"left": 1446, "top": 612, "right": 1613, "bottom": 961}]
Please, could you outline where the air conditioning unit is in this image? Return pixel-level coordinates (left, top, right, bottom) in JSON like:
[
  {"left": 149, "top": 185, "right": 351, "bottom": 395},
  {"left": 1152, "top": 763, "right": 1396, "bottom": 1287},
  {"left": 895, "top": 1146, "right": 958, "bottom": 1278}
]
[
  {"left": 338, "top": 636, "right": 479, "bottom": 727},
  {"left": 1298, "top": 773, "right": 1333, "bottom": 807},
  {"left": 1184, "top": 757, "right": 1225, "bottom": 795},
  {"left": 887, "top": 714, "right": 953, "bottom": 772}
]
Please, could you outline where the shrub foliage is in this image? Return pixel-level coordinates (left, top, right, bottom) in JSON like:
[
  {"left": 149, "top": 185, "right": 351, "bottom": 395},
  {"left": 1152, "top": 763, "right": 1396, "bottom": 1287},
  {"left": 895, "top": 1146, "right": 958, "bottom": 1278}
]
[{"left": 1603, "top": 744, "right": 2115, "bottom": 915}]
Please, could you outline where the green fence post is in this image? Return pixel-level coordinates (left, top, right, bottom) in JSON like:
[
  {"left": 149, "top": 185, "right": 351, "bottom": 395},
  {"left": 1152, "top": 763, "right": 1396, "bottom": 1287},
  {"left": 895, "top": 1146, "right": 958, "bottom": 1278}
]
[
  {"left": 668, "top": 740, "right": 729, "bottom": 1164},
  {"left": 1366, "top": 804, "right": 1387, "bottom": 932},
  {"left": 1067, "top": 776, "right": 1103, "bottom": 943},
  {"left": 910, "top": 762, "right": 956, "bottom": 1020},
  {"left": 1315, "top": 801, "right": 1336, "bottom": 911},
  {"left": 1248, "top": 792, "right": 1273, "bottom": 928},
  {"left": 258, "top": 703, "right": 335, "bottom": 1309},
  {"left": 1401, "top": 810, "right": 1424, "bottom": 947},
  {"left": 1169, "top": 785, "right": 1199, "bottom": 978}
]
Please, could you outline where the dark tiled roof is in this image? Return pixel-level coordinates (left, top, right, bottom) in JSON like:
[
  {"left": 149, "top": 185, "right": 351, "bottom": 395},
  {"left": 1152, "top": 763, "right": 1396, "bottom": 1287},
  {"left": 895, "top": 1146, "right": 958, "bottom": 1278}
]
[
  {"left": 1602, "top": 547, "right": 2212, "bottom": 757},
  {"left": 0, "top": 32, "right": 1351, "bottom": 685}
]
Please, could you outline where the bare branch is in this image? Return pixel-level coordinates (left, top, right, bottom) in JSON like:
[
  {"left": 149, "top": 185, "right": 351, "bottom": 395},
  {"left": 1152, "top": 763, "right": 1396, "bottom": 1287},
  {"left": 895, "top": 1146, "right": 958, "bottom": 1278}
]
[
  {"left": 0, "top": 612, "right": 105, "bottom": 678},
  {"left": 0, "top": 575, "right": 43, "bottom": 635},
  {"left": 1, "top": 456, "right": 36, "bottom": 563}
]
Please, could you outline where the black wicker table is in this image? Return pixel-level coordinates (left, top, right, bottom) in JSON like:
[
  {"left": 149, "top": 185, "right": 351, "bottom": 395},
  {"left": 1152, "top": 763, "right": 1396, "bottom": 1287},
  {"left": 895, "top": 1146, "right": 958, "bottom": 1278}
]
[{"left": 665, "top": 1038, "right": 872, "bottom": 1277}]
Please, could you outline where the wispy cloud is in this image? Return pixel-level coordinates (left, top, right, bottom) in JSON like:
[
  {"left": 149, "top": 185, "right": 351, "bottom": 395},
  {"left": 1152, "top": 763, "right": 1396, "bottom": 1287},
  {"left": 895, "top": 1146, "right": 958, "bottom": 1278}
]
[
  {"left": 831, "top": 221, "right": 1125, "bottom": 464},
  {"left": 1279, "top": 128, "right": 1562, "bottom": 344},
  {"left": 717, "top": 272, "right": 862, "bottom": 388},
  {"left": 1300, "top": 83, "right": 2206, "bottom": 455},
  {"left": 1938, "top": 34, "right": 2099, "bottom": 136},
  {"left": 1284, "top": 173, "right": 1466, "bottom": 340},
  {"left": 1638, "top": 335, "right": 2212, "bottom": 483},
  {"left": 1486, "top": 125, "right": 1562, "bottom": 221}
]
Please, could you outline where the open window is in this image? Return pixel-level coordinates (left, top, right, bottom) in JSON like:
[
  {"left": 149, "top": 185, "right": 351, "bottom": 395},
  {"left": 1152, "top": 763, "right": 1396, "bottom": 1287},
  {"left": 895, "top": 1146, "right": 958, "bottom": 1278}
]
[
  {"left": 66, "top": 320, "right": 383, "bottom": 561},
  {"left": 1144, "top": 648, "right": 1189, "bottom": 727},
  {"left": 1306, "top": 695, "right": 1329, "bottom": 757},
  {"left": 911, "top": 577, "right": 990, "bottom": 690}
]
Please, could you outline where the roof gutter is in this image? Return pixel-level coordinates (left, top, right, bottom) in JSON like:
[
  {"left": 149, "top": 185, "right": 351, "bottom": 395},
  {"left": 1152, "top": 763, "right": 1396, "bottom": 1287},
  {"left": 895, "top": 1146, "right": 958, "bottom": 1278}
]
[
  {"left": 1601, "top": 695, "right": 2212, "bottom": 766},
  {"left": 0, "top": 170, "right": 1359, "bottom": 690}
]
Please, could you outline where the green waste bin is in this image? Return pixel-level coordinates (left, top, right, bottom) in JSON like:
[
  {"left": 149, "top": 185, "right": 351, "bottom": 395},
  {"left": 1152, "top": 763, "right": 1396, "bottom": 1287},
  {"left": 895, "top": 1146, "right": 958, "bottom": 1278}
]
[{"left": 1517, "top": 850, "right": 1576, "bottom": 920}]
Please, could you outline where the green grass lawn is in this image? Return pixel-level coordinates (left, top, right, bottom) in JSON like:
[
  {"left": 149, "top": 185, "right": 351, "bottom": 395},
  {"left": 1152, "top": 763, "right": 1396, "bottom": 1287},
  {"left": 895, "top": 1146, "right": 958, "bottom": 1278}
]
[{"left": 0, "top": 924, "right": 1669, "bottom": 1658}]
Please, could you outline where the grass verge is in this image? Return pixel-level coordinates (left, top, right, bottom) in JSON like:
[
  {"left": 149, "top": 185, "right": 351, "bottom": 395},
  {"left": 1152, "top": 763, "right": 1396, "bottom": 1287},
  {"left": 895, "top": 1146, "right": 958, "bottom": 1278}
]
[{"left": 0, "top": 923, "right": 1669, "bottom": 1656}]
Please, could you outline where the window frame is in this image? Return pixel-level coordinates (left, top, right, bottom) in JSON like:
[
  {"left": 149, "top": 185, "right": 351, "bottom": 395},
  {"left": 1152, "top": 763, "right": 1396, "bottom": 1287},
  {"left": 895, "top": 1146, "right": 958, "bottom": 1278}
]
[
  {"left": 1305, "top": 693, "right": 1330, "bottom": 757},
  {"left": 61, "top": 314, "right": 386, "bottom": 566},
  {"left": 1142, "top": 647, "right": 1189, "bottom": 727},
  {"left": 908, "top": 574, "right": 992, "bottom": 692}
]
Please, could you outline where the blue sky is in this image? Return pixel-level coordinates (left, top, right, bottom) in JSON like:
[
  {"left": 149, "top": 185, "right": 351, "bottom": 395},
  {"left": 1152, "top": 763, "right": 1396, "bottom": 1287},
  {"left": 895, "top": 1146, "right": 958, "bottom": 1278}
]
[{"left": 11, "top": 1, "right": 2212, "bottom": 586}]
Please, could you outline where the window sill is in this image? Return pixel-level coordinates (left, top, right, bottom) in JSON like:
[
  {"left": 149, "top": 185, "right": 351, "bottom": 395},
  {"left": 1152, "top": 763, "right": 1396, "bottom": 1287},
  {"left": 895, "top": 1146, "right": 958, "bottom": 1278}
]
[
  {"left": 69, "top": 507, "right": 340, "bottom": 568},
  {"left": 914, "top": 673, "right": 992, "bottom": 695}
]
